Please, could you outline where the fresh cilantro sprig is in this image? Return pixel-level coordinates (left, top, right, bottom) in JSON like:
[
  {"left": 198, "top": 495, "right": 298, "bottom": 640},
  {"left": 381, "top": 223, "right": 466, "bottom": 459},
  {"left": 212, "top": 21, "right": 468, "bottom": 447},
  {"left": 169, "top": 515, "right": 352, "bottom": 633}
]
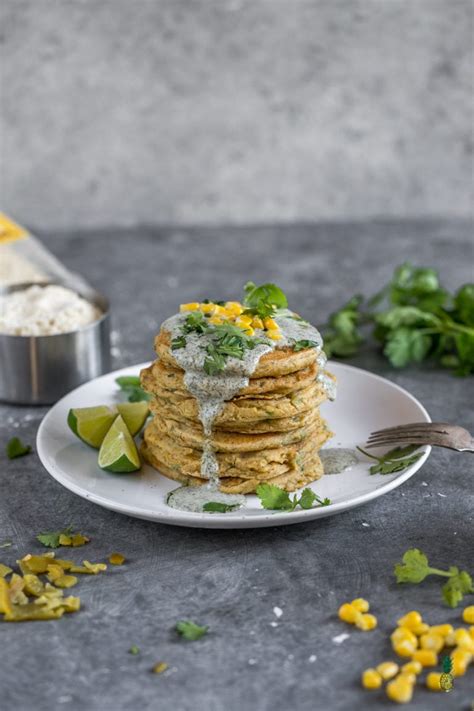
[
  {"left": 243, "top": 282, "right": 288, "bottom": 319},
  {"left": 203, "top": 323, "right": 265, "bottom": 375},
  {"left": 115, "top": 376, "right": 151, "bottom": 402},
  {"left": 256, "top": 483, "right": 330, "bottom": 511},
  {"left": 182, "top": 311, "right": 210, "bottom": 334},
  {"left": 203, "top": 501, "right": 240, "bottom": 513},
  {"left": 357, "top": 445, "right": 422, "bottom": 475},
  {"left": 6, "top": 437, "right": 32, "bottom": 459},
  {"left": 394, "top": 548, "right": 473, "bottom": 608},
  {"left": 321, "top": 263, "right": 474, "bottom": 375},
  {"left": 175, "top": 620, "right": 208, "bottom": 640}
]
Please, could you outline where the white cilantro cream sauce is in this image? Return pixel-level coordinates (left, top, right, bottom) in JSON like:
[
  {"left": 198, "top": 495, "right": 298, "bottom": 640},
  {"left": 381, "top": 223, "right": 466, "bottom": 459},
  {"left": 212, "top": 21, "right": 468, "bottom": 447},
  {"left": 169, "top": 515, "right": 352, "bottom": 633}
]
[
  {"left": 162, "top": 312, "right": 333, "bottom": 514},
  {"left": 320, "top": 448, "right": 358, "bottom": 475}
]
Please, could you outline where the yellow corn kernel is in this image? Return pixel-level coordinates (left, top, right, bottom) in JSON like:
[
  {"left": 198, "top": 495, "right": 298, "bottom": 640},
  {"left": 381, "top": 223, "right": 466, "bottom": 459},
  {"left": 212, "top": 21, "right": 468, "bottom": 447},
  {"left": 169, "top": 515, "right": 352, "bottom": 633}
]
[
  {"left": 109, "top": 553, "right": 125, "bottom": 566},
  {"left": 412, "top": 649, "right": 438, "bottom": 667},
  {"left": 351, "top": 598, "right": 370, "bottom": 613},
  {"left": 244, "top": 327, "right": 255, "bottom": 337},
  {"left": 469, "top": 625, "right": 474, "bottom": 640},
  {"left": 267, "top": 329, "right": 282, "bottom": 341},
  {"left": 397, "top": 611, "right": 423, "bottom": 630},
  {"left": 426, "top": 672, "right": 442, "bottom": 691},
  {"left": 397, "top": 672, "right": 416, "bottom": 685},
  {"left": 152, "top": 662, "right": 168, "bottom": 675},
  {"left": 225, "top": 302, "right": 243, "bottom": 316},
  {"left": 236, "top": 315, "right": 252, "bottom": 327},
  {"left": 429, "top": 623, "right": 453, "bottom": 638},
  {"left": 361, "top": 668, "right": 382, "bottom": 689},
  {"left": 338, "top": 603, "right": 361, "bottom": 624},
  {"left": 391, "top": 627, "right": 418, "bottom": 647},
  {"left": 386, "top": 678, "right": 413, "bottom": 704},
  {"left": 0, "top": 578, "right": 12, "bottom": 614},
  {"left": 451, "top": 647, "right": 471, "bottom": 676},
  {"left": 376, "top": 661, "right": 399, "bottom": 680},
  {"left": 264, "top": 317, "right": 278, "bottom": 330},
  {"left": 356, "top": 613, "right": 378, "bottom": 631},
  {"left": 200, "top": 303, "right": 216, "bottom": 314},
  {"left": 251, "top": 316, "right": 264, "bottom": 329},
  {"left": 401, "top": 660, "right": 422, "bottom": 675},
  {"left": 393, "top": 640, "right": 417, "bottom": 657},
  {"left": 420, "top": 632, "right": 444, "bottom": 653},
  {"left": 453, "top": 628, "right": 474, "bottom": 651},
  {"left": 462, "top": 606, "right": 474, "bottom": 624},
  {"left": 62, "top": 596, "right": 81, "bottom": 612},
  {"left": 214, "top": 305, "right": 228, "bottom": 316},
  {"left": 411, "top": 622, "right": 430, "bottom": 636},
  {"left": 208, "top": 316, "right": 223, "bottom": 326},
  {"left": 0, "top": 563, "right": 12, "bottom": 578},
  {"left": 180, "top": 302, "right": 200, "bottom": 312}
]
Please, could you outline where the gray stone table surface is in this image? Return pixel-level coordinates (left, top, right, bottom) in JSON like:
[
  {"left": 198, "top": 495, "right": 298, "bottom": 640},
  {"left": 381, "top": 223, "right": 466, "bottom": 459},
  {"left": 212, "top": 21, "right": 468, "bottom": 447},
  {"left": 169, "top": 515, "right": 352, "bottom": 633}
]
[{"left": 1, "top": 219, "right": 473, "bottom": 711}]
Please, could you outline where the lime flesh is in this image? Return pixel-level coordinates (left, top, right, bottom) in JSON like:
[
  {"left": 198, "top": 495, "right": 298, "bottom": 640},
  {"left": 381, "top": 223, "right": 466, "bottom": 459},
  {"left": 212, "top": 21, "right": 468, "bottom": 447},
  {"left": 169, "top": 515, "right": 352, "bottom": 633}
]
[
  {"left": 68, "top": 406, "right": 117, "bottom": 449},
  {"left": 116, "top": 401, "right": 149, "bottom": 436},
  {"left": 98, "top": 415, "right": 141, "bottom": 473}
]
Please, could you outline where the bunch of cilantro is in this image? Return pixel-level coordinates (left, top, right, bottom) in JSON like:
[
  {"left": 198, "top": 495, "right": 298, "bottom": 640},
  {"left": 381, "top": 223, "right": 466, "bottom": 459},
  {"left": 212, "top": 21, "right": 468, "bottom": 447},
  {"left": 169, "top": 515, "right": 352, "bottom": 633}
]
[{"left": 322, "top": 263, "right": 474, "bottom": 375}]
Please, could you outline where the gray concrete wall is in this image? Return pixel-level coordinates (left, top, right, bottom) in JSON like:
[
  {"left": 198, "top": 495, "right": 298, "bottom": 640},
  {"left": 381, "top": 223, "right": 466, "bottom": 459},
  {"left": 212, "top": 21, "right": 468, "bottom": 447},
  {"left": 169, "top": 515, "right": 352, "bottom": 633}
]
[{"left": 0, "top": 0, "right": 473, "bottom": 230}]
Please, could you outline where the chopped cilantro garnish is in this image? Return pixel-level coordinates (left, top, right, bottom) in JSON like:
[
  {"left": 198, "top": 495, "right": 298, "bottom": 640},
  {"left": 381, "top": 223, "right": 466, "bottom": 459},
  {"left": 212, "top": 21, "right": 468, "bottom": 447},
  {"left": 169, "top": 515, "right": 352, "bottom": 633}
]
[
  {"left": 182, "top": 311, "right": 209, "bottom": 334},
  {"left": 176, "top": 620, "right": 208, "bottom": 640},
  {"left": 36, "top": 525, "right": 89, "bottom": 549},
  {"left": 6, "top": 437, "right": 32, "bottom": 459},
  {"left": 203, "top": 501, "right": 240, "bottom": 513},
  {"left": 394, "top": 548, "right": 473, "bottom": 608},
  {"left": 256, "top": 483, "right": 330, "bottom": 511},
  {"left": 171, "top": 335, "right": 187, "bottom": 350},
  {"left": 293, "top": 339, "right": 319, "bottom": 351},
  {"left": 202, "top": 323, "right": 265, "bottom": 374},
  {"left": 357, "top": 445, "right": 422, "bottom": 475},
  {"left": 129, "top": 645, "right": 140, "bottom": 655},
  {"left": 115, "top": 376, "right": 151, "bottom": 402}
]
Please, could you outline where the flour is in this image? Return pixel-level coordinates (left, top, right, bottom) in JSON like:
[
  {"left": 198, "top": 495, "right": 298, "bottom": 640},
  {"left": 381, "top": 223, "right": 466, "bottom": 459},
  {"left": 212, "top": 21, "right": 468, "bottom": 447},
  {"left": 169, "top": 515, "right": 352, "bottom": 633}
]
[{"left": 0, "top": 284, "right": 102, "bottom": 336}]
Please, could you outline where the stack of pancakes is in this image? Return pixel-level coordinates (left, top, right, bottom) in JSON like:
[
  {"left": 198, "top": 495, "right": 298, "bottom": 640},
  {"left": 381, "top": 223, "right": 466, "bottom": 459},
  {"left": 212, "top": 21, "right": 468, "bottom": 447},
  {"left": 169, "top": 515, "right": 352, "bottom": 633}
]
[{"left": 140, "top": 329, "right": 334, "bottom": 494}]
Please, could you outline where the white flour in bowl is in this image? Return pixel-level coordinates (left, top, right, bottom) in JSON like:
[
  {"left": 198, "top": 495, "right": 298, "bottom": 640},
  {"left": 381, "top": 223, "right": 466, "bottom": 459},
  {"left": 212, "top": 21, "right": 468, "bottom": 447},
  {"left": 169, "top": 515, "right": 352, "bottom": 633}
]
[{"left": 0, "top": 284, "right": 102, "bottom": 336}]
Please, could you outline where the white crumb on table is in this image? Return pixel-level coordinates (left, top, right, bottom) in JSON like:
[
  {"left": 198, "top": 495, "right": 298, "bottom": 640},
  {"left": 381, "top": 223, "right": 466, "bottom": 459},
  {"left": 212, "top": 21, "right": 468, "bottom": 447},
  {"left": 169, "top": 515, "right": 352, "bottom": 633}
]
[{"left": 332, "top": 632, "right": 350, "bottom": 644}]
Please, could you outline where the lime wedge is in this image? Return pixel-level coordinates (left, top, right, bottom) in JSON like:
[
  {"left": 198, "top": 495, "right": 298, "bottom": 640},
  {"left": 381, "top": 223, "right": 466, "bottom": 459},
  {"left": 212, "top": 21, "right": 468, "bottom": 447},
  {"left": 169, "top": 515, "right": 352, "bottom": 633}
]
[
  {"left": 116, "top": 401, "right": 149, "bottom": 436},
  {"left": 68, "top": 406, "right": 117, "bottom": 449},
  {"left": 98, "top": 415, "right": 141, "bottom": 473}
]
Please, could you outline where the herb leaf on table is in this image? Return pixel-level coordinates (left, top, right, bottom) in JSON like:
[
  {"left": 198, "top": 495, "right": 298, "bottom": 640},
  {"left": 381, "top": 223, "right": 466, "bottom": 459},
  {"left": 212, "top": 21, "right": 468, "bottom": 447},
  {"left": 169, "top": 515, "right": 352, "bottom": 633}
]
[
  {"left": 6, "top": 437, "right": 32, "bottom": 459},
  {"left": 175, "top": 620, "right": 208, "bottom": 640}
]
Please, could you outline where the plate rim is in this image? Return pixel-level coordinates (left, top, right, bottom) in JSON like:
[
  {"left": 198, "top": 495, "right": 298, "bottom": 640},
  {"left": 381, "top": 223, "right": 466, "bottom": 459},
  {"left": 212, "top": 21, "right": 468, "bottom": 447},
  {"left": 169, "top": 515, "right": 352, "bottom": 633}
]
[{"left": 37, "top": 361, "right": 431, "bottom": 529}]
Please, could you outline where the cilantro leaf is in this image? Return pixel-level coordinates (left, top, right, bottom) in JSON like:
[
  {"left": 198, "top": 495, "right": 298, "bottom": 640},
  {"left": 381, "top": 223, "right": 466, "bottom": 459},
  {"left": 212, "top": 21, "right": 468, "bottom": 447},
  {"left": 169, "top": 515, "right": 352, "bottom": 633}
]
[
  {"left": 203, "top": 501, "right": 240, "bottom": 513},
  {"left": 175, "top": 620, "right": 208, "bottom": 640},
  {"left": 243, "top": 282, "right": 288, "bottom": 319},
  {"left": 256, "top": 484, "right": 331, "bottom": 511},
  {"left": 293, "top": 340, "right": 319, "bottom": 352},
  {"left": 36, "top": 526, "right": 74, "bottom": 549},
  {"left": 115, "top": 376, "right": 151, "bottom": 402},
  {"left": 357, "top": 445, "right": 422, "bottom": 475},
  {"left": 322, "top": 296, "right": 364, "bottom": 358},
  {"left": 384, "top": 328, "right": 432, "bottom": 368},
  {"left": 182, "top": 311, "right": 209, "bottom": 334},
  {"left": 129, "top": 645, "right": 140, "bottom": 655},
  {"left": 394, "top": 548, "right": 473, "bottom": 607},
  {"left": 454, "top": 284, "right": 474, "bottom": 326},
  {"left": 6, "top": 437, "right": 31, "bottom": 459},
  {"left": 171, "top": 335, "right": 186, "bottom": 350}
]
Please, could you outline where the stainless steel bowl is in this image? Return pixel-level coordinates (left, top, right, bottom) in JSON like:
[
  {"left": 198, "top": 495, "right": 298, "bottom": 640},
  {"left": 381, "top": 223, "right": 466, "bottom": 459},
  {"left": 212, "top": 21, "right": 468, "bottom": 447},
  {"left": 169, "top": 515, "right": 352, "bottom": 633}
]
[{"left": 0, "top": 282, "right": 111, "bottom": 405}]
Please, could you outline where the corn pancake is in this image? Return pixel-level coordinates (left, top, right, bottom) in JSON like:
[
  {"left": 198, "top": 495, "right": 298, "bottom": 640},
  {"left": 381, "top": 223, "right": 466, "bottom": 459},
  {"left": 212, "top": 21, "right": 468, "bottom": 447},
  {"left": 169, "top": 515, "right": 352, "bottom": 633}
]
[
  {"left": 155, "top": 329, "right": 320, "bottom": 378},
  {"left": 148, "top": 409, "right": 328, "bottom": 452},
  {"left": 142, "top": 424, "right": 331, "bottom": 479},
  {"left": 149, "top": 397, "right": 323, "bottom": 434},
  {"left": 140, "top": 359, "right": 320, "bottom": 399},
  {"left": 146, "top": 380, "right": 325, "bottom": 426},
  {"left": 141, "top": 441, "right": 324, "bottom": 494}
]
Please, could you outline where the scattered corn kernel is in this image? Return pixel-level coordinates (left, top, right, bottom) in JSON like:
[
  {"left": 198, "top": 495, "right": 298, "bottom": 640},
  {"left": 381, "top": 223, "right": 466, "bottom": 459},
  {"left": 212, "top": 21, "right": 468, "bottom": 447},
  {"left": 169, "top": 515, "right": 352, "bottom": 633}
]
[
  {"left": 152, "top": 662, "right": 168, "bottom": 675},
  {"left": 351, "top": 598, "right": 370, "bottom": 613},
  {"left": 386, "top": 677, "right": 413, "bottom": 703},
  {"left": 376, "top": 661, "right": 399, "bottom": 680},
  {"left": 109, "top": 553, "right": 125, "bottom": 566},
  {"left": 420, "top": 632, "right": 444, "bottom": 653},
  {"left": 451, "top": 647, "right": 471, "bottom": 676},
  {"left": 361, "top": 668, "right": 382, "bottom": 689},
  {"left": 429, "top": 624, "right": 453, "bottom": 638},
  {"left": 0, "top": 578, "right": 12, "bottom": 614},
  {"left": 398, "top": 672, "right": 416, "bottom": 685},
  {"left": 391, "top": 627, "right": 417, "bottom": 647},
  {"left": 338, "top": 603, "right": 361, "bottom": 624},
  {"left": 469, "top": 626, "right": 474, "bottom": 640},
  {"left": 264, "top": 317, "right": 278, "bottom": 330},
  {"left": 411, "top": 622, "right": 430, "bottom": 636},
  {"left": 180, "top": 303, "right": 200, "bottom": 312},
  {"left": 397, "top": 611, "right": 422, "bottom": 630},
  {"left": 412, "top": 649, "right": 438, "bottom": 667},
  {"left": 393, "top": 640, "right": 417, "bottom": 657},
  {"left": 462, "top": 606, "right": 474, "bottom": 624},
  {"left": 426, "top": 672, "right": 443, "bottom": 691},
  {"left": 453, "top": 628, "right": 474, "bottom": 651},
  {"left": 0, "top": 564, "right": 12, "bottom": 578},
  {"left": 356, "top": 613, "right": 378, "bottom": 631},
  {"left": 22, "top": 574, "right": 44, "bottom": 596},
  {"left": 267, "top": 329, "right": 282, "bottom": 340},
  {"left": 401, "top": 660, "right": 422, "bottom": 675}
]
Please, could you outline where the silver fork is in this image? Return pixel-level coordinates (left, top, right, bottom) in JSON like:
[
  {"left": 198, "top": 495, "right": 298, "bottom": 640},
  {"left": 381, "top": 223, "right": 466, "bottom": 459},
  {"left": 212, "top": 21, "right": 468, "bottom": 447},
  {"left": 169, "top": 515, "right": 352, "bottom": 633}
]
[{"left": 366, "top": 422, "right": 474, "bottom": 453}]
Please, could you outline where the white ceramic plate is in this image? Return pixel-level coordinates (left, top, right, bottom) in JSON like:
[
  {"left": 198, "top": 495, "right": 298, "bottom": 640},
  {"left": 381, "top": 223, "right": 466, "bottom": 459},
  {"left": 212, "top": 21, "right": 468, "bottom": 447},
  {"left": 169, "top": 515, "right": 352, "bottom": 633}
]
[{"left": 37, "top": 362, "right": 431, "bottom": 529}]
